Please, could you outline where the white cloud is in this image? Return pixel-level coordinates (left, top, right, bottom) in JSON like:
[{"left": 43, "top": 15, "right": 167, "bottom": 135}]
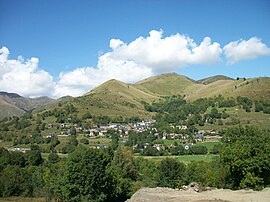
[
  {"left": 0, "top": 46, "right": 54, "bottom": 98},
  {"left": 54, "top": 56, "right": 153, "bottom": 97},
  {"left": 108, "top": 30, "right": 222, "bottom": 72},
  {"left": 1, "top": 31, "right": 269, "bottom": 98},
  {"left": 224, "top": 37, "right": 270, "bottom": 64}
]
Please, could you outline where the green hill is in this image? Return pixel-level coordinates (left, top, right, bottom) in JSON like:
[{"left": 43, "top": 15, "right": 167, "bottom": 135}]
[
  {"left": 185, "top": 77, "right": 270, "bottom": 101},
  {"left": 135, "top": 73, "right": 197, "bottom": 96},
  {"left": 49, "top": 74, "right": 270, "bottom": 119},
  {"left": 72, "top": 79, "right": 158, "bottom": 118}
]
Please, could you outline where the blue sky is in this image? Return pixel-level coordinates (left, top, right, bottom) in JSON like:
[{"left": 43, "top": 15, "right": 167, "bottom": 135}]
[{"left": 0, "top": 0, "right": 270, "bottom": 97}]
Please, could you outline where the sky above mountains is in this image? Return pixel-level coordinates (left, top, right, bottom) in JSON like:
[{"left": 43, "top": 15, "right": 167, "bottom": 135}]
[{"left": 0, "top": 0, "right": 270, "bottom": 98}]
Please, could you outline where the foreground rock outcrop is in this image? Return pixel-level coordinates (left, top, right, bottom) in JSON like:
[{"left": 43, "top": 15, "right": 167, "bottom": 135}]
[{"left": 126, "top": 187, "right": 270, "bottom": 202}]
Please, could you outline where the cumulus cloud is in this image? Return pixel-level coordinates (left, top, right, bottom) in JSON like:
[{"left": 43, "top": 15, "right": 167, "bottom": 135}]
[
  {"left": 54, "top": 57, "right": 153, "bottom": 97},
  {"left": 0, "top": 46, "right": 54, "bottom": 98},
  {"left": 1, "top": 31, "right": 269, "bottom": 98},
  {"left": 224, "top": 37, "right": 270, "bottom": 64},
  {"left": 107, "top": 30, "right": 222, "bottom": 72}
]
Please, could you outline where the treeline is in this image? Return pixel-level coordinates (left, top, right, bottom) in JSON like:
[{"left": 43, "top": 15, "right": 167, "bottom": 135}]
[{"left": 0, "top": 126, "right": 269, "bottom": 200}]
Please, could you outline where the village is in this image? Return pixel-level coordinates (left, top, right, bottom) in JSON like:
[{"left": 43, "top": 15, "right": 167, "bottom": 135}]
[{"left": 41, "top": 119, "right": 222, "bottom": 154}]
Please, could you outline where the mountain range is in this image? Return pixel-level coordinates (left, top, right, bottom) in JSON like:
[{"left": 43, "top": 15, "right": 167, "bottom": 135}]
[
  {"left": 0, "top": 92, "right": 72, "bottom": 120},
  {"left": 1, "top": 73, "right": 270, "bottom": 119}
]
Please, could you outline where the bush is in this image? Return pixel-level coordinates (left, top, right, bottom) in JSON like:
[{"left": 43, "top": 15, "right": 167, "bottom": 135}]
[
  {"left": 48, "top": 153, "right": 60, "bottom": 164},
  {"left": 190, "top": 145, "right": 208, "bottom": 154},
  {"left": 80, "top": 138, "right": 89, "bottom": 145}
]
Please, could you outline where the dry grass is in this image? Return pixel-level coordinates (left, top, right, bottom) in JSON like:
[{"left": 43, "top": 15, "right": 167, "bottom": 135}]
[
  {"left": 135, "top": 73, "right": 196, "bottom": 96},
  {"left": 185, "top": 77, "right": 270, "bottom": 101}
]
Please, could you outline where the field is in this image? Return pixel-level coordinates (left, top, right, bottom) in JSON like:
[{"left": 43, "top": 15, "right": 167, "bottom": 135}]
[
  {"left": 41, "top": 152, "right": 68, "bottom": 159},
  {"left": 141, "top": 154, "right": 218, "bottom": 164},
  {"left": 196, "top": 141, "right": 218, "bottom": 151}
]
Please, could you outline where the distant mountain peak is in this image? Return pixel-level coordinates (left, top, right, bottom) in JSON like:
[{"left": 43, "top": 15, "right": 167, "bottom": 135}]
[{"left": 0, "top": 91, "right": 22, "bottom": 98}]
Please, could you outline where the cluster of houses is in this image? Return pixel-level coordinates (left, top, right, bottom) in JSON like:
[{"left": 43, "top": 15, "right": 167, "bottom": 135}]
[
  {"left": 45, "top": 120, "right": 157, "bottom": 139},
  {"left": 44, "top": 120, "right": 222, "bottom": 153},
  {"left": 7, "top": 147, "right": 31, "bottom": 153},
  {"left": 7, "top": 120, "right": 222, "bottom": 153}
]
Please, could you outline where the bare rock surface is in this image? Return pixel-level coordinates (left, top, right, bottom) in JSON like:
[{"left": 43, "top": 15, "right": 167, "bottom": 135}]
[{"left": 126, "top": 187, "right": 270, "bottom": 202}]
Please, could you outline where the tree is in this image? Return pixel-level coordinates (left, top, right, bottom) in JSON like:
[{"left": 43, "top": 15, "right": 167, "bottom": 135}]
[
  {"left": 170, "top": 145, "right": 185, "bottom": 155},
  {"left": 191, "top": 145, "right": 208, "bottom": 155},
  {"left": 158, "top": 158, "right": 185, "bottom": 188},
  {"left": 210, "top": 107, "right": 221, "bottom": 119},
  {"left": 142, "top": 146, "right": 159, "bottom": 156},
  {"left": 212, "top": 143, "right": 223, "bottom": 154},
  {"left": 70, "top": 127, "right": 77, "bottom": 136},
  {"left": 221, "top": 126, "right": 270, "bottom": 190},
  {"left": 111, "top": 134, "right": 119, "bottom": 150},
  {"left": 255, "top": 101, "right": 264, "bottom": 112},
  {"left": 109, "top": 147, "right": 139, "bottom": 200},
  {"left": 69, "top": 135, "right": 78, "bottom": 146},
  {"left": 57, "top": 147, "right": 115, "bottom": 201},
  {"left": 112, "top": 147, "right": 138, "bottom": 181},
  {"left": 25, "top": 150, "right": 43, "bottom": 166},
  {"left": 0, "top": 147, "right": 10, "bottom": 171},
  {"left": 134, "top": 157, "right": 159, "bottom": 187},
  {"left": 0, "top": 165, "right": 33, "bottom": 197},
  {"left": 48, "top": 153, "right": 60, "bottom": 164},
  {"left": 9, "top": 151, "right": 26, "bottom": 167},
  {"left": 184, "top": 159, "right": 228, "bottom": 188}
]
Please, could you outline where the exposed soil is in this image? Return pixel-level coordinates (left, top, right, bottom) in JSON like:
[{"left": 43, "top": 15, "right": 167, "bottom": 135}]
[{"left": 126, "top": 187, "right": 270, "bottom": 202}]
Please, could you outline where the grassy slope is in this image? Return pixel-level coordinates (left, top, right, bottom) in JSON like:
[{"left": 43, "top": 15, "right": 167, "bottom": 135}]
[
  {"left": 0, "top": 93, "right": 56, "bottom": 120},
  {"left": 197, "top": 75, "right": 234, "bottom": 85},
  {"left": 135, "top": 73, "right": 196, "bottom": 96},
  {"left": 185, "top": 77, "right": 270, "bottom": 101},
  {"left": 73, "top": 79, "right": 158, "bottom": 118},
  {"left": 0, "top": 97, "right": 25, "bottom": 120}
]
